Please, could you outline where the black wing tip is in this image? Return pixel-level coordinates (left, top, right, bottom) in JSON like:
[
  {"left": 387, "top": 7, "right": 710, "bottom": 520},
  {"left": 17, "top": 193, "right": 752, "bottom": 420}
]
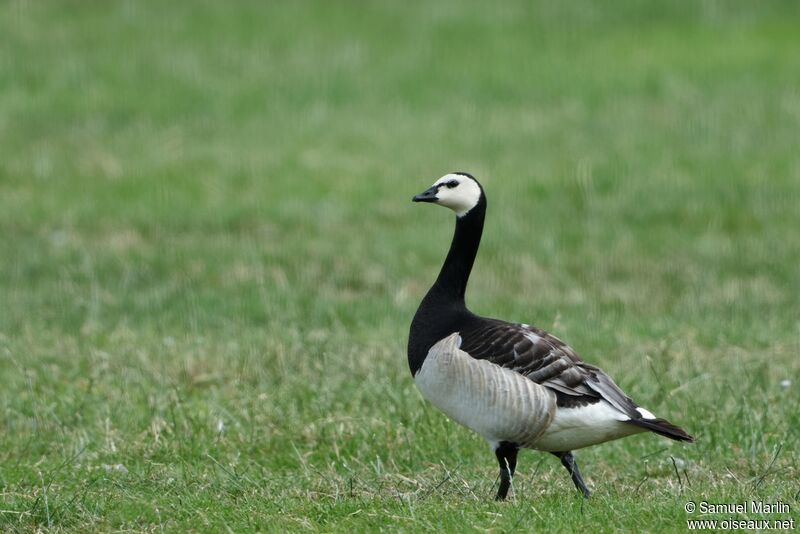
[{"left": 629, "top": 417, "right": 695, "bottom": 443}]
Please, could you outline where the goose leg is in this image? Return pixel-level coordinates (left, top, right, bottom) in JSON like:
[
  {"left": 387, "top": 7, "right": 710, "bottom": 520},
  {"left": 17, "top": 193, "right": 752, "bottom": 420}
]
[
  {"left": 552, "top": 451, "right": 591, "bottom": 498},
  {"left": 494, "top": 442, "right": 519, "bottom": 501}
]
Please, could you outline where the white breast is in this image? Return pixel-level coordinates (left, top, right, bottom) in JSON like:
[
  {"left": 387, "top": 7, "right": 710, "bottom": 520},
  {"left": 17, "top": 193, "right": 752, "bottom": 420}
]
[{"left": 414, "top": 333, "right": 557, "bottom": 448}]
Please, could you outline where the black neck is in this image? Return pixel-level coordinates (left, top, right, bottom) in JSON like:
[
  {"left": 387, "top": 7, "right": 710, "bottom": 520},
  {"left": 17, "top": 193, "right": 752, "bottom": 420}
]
[
  {"left": 408, "top": 195, "right": 486, "bottom": 376},
  {"left": 427, "top": 199, "right": 486, "bottom": 305}
]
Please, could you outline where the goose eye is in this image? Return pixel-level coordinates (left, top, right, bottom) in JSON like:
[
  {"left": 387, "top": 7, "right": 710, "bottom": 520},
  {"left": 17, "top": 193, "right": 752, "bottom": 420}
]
[{"left": 446, "top": 180, "right": 459, "bottom": 188}]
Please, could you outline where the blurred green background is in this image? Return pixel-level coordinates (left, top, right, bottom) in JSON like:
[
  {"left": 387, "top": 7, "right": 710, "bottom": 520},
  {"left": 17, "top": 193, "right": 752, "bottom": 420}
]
[{"left": 1, "top": 1, "right": 798, "bottom": 531}]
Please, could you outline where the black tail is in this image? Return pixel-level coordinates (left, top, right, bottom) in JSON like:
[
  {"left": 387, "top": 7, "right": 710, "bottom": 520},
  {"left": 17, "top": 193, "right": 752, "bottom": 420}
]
[{"left": 628, "top": 417, "right": 694, "bottom": 442}]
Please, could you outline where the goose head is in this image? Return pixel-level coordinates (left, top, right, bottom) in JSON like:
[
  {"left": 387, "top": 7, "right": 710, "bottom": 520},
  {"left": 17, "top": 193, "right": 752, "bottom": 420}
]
[{"left": 412, "top": 172, "right": 484, "bottom": 217}]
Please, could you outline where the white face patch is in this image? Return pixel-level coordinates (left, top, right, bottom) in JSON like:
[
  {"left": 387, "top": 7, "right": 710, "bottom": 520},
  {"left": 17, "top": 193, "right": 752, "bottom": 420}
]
[{"left": 429, "top": 173, "right": 482, "bottom": 216}]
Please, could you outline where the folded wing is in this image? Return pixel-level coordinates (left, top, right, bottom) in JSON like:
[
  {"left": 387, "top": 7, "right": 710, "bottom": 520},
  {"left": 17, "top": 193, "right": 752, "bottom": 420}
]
[{"left": 458, "top": 319, "right": 693, "bottom": 442}]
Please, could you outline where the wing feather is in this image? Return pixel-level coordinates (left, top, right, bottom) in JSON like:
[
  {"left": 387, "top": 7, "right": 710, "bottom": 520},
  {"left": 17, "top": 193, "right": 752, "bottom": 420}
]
[{"left": 458, "top": 319, "right": 638, "bottom": 417}]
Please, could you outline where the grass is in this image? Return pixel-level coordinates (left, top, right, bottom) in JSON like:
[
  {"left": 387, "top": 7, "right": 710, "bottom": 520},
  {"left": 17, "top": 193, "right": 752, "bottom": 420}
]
[{"left": 1, "top": 0, "right": 799, "bottom": 531}]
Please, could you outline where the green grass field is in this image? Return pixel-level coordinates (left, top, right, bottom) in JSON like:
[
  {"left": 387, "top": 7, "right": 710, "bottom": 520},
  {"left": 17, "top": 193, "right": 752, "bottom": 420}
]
[{"left": 2, "top": 1, "right": 799, "bottom": 531}]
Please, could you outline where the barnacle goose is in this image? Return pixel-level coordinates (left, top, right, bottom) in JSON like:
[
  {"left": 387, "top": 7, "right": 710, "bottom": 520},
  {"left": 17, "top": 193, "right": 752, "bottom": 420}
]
[{"left": 408, "top": 172, "right": 693, "bottom": 500}]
